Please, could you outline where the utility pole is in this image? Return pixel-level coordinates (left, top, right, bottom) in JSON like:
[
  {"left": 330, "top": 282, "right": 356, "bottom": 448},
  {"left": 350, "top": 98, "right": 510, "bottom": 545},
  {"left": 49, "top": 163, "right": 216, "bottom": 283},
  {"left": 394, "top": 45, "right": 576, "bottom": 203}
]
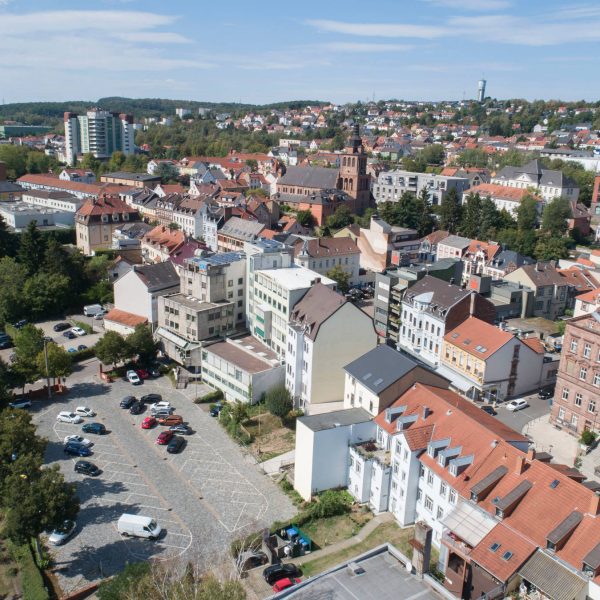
[{"left": 44, "top": 339, "right": 52, "bottom": 400}]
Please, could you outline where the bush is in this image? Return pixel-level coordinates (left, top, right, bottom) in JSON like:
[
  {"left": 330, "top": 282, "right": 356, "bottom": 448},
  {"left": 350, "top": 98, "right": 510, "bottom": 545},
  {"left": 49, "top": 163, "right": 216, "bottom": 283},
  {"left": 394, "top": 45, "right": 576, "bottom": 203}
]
[
  {"left": 265, "top": 385, "right": 293, "bottom": 419},
  {"left": 580, "top": 429, "right": 598, "bottom": 446},
  {"left": 72, "top": 320, "right": 93, "bottom": 334},
  {"left": 69, "top": 346, "right": 95, "bottom": 363},
  {"left": 296, "top": 489, "right": 353, "bottom": 525},
  {"left": 195, "top": 389, "right": 224, "bottom": 404},
  {"left": 97, "top": 562, "right": 151, "bottom": 600},
  {"left": 8, "top": 541, "right": 48, "bottom": 600}
]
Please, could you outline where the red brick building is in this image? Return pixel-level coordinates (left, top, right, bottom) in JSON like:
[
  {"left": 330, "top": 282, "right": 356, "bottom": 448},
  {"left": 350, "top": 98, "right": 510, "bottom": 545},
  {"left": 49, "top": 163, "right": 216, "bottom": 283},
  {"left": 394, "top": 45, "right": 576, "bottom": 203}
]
[{"left": 551, "top": 311, "right": 600, "bottom": 435}]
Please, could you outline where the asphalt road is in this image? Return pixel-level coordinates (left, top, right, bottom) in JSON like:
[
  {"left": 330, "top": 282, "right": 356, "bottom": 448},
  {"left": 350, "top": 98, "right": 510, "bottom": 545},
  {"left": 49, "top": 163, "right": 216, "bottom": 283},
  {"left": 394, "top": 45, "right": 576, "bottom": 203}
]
[
  {"left": 31, "top": 362, "right": 295, "bottom": 594},
  {"left": 494, "top": 391, "right": 551, "bottom": 435}
]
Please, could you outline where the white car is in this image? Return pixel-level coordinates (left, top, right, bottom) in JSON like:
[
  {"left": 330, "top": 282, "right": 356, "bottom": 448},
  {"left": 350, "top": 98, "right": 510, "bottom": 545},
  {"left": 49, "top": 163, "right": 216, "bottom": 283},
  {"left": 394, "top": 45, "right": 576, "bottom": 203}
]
[
  {"left": 93, "top": 311, "right": 107, "bottom": 320},
  {"left": 9, "top": 398, "right": 32, "bottom": 409},
  {"left": 126, "top": 370, "right": 141, "bottom": 385},
  {"left": 64, "top": 435, "right": 92, "bottom": 447},
  {"left": 48, "top": 520, "right": 76, "bottom": 545},
  {"left": 150, "top": 401, "right": 171, "bottom": 413},
  {"left": 71, "top": 327, "right": 86, "bottom": 337},
  {"left": 506, "top": 399, "right": 529, "bottom": 412},
  {"left": 75, "top": 406, "right": 96, "bottom": 417},
  {"left": 57, "top": 412, "right": 83, "bottom": 424}
]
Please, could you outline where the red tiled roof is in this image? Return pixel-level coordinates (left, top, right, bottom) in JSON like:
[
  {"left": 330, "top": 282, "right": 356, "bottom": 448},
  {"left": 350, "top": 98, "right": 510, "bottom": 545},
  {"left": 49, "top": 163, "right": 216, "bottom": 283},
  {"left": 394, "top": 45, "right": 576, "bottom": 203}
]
[
  {"left": 444, "top": 316, "right": 514, "bottom": 359},
  {"left": 76, "top": 195, "right": 139, "bottom": 217},
  {"left": 521, "top": 337, "right": 545, "bottom": 354},
  {"left": 18, "top": 173, "right": 122, "bottom": 196},
  {"left": 576, "top": 287, "right": 600, "bottom": 303},
  {"left": 104, "top": 308, "right": 147, "bottom": 328},
  {"left": 473, "top": 183, "right": 542, "bottom": 203}
]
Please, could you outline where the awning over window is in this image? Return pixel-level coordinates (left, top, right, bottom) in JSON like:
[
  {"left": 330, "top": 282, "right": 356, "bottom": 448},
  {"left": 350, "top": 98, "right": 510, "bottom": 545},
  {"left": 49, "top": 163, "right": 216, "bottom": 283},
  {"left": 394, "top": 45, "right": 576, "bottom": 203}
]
[{"left": 155, "top": 327, "right": 200, "bottom": 351}]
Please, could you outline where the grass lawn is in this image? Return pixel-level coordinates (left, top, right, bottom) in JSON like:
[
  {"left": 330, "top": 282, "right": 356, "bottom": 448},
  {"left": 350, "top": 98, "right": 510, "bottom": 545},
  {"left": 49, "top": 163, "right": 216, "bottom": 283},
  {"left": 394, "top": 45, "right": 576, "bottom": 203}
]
[
  {"left": 301, "top": 507, "right": 373, "bottom": 549},
  {"left": 301, "top": 522, "right": 415, "bottom": 578},
  {"left": 0, "top": 537, "right": 21, "bottom": 599},
  {"left": 244, "top": 412, "right": 296, "bottom": 460}
]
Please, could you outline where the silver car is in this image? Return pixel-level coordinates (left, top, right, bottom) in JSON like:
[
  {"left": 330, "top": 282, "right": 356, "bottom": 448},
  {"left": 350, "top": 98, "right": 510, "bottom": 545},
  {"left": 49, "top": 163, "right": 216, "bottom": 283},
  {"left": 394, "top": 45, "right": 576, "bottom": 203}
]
[{"left": 48, "top": 520, "right": 76, "bottom": 545}]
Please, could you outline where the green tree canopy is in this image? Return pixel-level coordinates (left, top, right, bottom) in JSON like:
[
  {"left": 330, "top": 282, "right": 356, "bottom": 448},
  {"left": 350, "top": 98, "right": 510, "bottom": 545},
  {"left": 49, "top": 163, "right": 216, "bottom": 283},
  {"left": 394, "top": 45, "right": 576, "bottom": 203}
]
[
  {"left": 95, "top": 331, "right": 132, "bottom": 367},
  {"left": 438, "top": 188, "right": 463, "bottom": 234},
  {"left": 23, "top": 272, "right": 71, "bottom": 318},
  {"left": 517, "top": 195, "right": 539, "bottom": 232},
  {"left": 127, "top": 324, "right": 158, "bottom": 365},
  {"left": 541, "top": 197, "right": 571, "bottom": 237},
  {"left": 460, "top": 192, "right": 482, "bottom": 238},
  {"left": 326, "top": 265, "right": 351, "bottom": 294},
  {"left": 534, "top": 236, "right": 569, "bottom": 260},
  {"left": 295, "top": 210, "right": 314, "bottom": 227},
  {"left": 414, "top": 188, "right": 435, "bottom": 237},
  {"left": 326, "top": 205, "right": 354, "bottom": 230},
  {"left": 17, "top": 220, "right": 44, "bottom": 276},
  {"left": 0, "top": 257, "right": 27, "bottom": 324},
  {"left": 36, "top": 343, "right": 72, "bottom": 384},
  {"left": 13, "top": 324, "right": 44, "bottom": 386}
]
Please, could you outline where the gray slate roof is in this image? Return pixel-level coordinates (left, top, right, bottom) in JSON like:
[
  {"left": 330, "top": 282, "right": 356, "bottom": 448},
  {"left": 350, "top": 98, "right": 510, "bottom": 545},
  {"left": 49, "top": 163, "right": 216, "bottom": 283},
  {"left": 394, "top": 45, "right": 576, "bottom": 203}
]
[
  {"left": 219, "top": 216, "right": 264, "bottom": 240},
  {"left": 299, "top": 407, "right": 371, "bottom": 432},
  {"left": 488, "top": 250, "right": 534, "bottom": 270},
  {"left": 344, "top": 345, "right": 419, "bottom": 394},
  {"left": 290, "top": 283, "right": 346, "bottom": 341},
  {"left": 494, "top": 160, "right": 577, "bottom": 189},
  {"left": 134, "top": 261, "right": 180, "bottom": 291},
  {"left": 279, "top": 165, "right": 339, "bottom": 190},
  {"left": 404, "top": 275, "right": 471, "bottom": 312},
  {"left": 439, "top": 235, "right": 472, "bottom": 250},
  {"left": 103, "top": 172, "right": 160, "bottom": 182}
]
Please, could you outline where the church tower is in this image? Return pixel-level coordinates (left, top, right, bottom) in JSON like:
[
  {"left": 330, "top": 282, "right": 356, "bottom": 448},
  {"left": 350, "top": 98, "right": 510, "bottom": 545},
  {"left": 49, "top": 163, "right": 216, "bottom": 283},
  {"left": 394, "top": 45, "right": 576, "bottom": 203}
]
[{"left": 338, "top": 124, "right": 371, "bottom": 213}]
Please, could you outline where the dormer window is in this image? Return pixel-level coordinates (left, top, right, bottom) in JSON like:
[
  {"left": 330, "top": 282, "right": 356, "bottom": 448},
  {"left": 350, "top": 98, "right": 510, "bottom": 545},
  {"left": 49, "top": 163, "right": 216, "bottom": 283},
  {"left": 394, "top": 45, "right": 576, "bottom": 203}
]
[{"left": 101, "top": 214, "right": 109, "bottom": 223}]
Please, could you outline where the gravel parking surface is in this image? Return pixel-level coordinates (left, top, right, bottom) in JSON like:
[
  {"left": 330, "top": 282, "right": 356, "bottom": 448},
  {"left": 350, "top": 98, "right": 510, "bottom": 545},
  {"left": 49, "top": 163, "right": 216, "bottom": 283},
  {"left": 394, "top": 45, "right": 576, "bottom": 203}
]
[{"left": 32, "top": 369, "right": 295, "bottom": 593}]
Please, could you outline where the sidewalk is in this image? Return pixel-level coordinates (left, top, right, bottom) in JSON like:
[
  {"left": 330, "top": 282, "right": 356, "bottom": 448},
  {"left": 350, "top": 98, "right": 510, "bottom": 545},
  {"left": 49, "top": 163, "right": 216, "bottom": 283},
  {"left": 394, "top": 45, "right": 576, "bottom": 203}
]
[
  {"left": 523, "top": 415, "right": 579, "bottom": 466},
  {"left": 293, "top": 512, "right": 394, "bottom": 566},
  {"left": 260, "top": 450, "right": 295, "bottom": 475}
]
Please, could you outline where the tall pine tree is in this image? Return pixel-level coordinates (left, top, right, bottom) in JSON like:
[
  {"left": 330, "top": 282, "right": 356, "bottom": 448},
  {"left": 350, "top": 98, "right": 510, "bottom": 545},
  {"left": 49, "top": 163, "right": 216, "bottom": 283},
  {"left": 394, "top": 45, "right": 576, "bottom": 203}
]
[
  {"left": 439, "top": 188, "right": 463, "bottom": 234},
  {"left": 17, "top": 220, "right": 44, "bottom": 276},
  {"left": 460, "top": 192, "right": 482, "bottom": 238}
]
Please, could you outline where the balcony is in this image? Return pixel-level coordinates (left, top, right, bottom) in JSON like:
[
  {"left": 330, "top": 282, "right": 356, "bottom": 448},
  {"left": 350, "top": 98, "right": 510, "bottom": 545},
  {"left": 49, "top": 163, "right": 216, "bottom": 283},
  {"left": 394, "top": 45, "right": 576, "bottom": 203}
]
[
  {"left": 351, "top": 440, "right": 390, "bottom": 466},
  {"left": 442, "top": 531, "right": 473, "bottom": 557}
]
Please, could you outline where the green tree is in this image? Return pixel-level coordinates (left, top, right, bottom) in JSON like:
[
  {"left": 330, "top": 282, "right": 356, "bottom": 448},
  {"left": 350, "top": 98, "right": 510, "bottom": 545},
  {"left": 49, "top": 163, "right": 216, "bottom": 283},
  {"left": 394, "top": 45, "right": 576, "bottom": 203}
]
[
  {"left": 12, "top": 324, "right": 44, "bottom": 388},
  {"left": 326, "top": 205, "right": 354, "bottom": 230},
  {"left": 479, "top": 197, "right": 507, "bottom": 239},
  {"left": 534, "top": 236, "right": 569, "bottom": 260},
  {"left": 97, "top": 563, "right": 151, "bottom": 600},
  {"left": 127, "top": 324, "right": 158, "bottom": 365},
  {"left": 438, "top": 188, "right": 463, "bottom": 234},
  {"left": 419, "top": 144, "right": 445, "bottom": 165},
  {"left": 17, "top": 220, "right": 44, "bottom": 276},
  {"left": 414, "top": 188, "right": 435, "bottom": 237},
  {"left": 326, "top": 265, "right": 351, "bottom": 294},
  {"left": 36, "top": 343, "right": 72, "bottom": 386},
  {"left": 457, "top": 148, "right": 489, "bottom": 168},
  {"left": 156, "top": 161, "right": 179, "bottom": 183},
  {"left": 245, "top": 159, "right": 258, "bottom": 172},
  {"left": 541, "top": 197, "right": 571, "bottom": 237},
  {"left": 264, "top": 385, "right": 293, "bottom": 419},
  {"left": 0, "top": 215, "right": 17, "bottom": 258},
  {"left": 460, "top": 193, "right": 482, "bottom": 238},
  {"left": 295, "top": 210, "right": 314, "bottom": 227},
  {"left": 0, "top": 145, "right": 28, "bottom": 178},
  {"left": 95, "top": 331, "right": 131, "bottom": 367},
  {"left": 517, "top": 195, "right": 539, "bottom": 232},
  {"left": 23, "top": 272, "right": 71, "bottom": 318},
  {"left": 0, "top": 257, "right": 27, "bottom": 324},
  {"left": 42, "top": 237, "right": 70, "bottom": 276}
]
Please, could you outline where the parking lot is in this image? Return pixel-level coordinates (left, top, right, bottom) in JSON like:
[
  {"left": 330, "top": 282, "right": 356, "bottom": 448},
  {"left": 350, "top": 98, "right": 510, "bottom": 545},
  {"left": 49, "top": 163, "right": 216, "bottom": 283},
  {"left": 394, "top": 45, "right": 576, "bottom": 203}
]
[
  {"left": 32, "top": 365, "right": 295, "bottom": 593},
  {"left": 494, "top": 391, "right": 551, "bottom": 434}
]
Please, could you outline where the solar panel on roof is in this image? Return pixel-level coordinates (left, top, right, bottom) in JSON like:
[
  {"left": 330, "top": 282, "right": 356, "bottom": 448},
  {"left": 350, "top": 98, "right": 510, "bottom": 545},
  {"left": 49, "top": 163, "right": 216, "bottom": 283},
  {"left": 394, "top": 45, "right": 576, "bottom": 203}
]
[
  {"left": 373, "top": 378, "right": 384, "bottom": 387},
  {"left": 363, "top": 373, "right": 372, "bottom": 381}
]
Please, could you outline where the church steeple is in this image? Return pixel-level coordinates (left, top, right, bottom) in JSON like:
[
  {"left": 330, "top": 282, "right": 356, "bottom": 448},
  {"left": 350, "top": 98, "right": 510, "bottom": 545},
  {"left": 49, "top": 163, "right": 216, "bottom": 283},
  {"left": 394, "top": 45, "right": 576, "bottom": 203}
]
[{"left": 338, "top": 124, "right": 371, "bottom": 212}]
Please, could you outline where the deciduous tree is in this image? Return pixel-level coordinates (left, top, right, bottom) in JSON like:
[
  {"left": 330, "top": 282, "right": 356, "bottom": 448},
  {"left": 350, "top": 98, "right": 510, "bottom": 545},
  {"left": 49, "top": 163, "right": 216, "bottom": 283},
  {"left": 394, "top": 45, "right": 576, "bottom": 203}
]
[
  {"left": 265, "top": 385, "right": 293, "bottom": 419},
  {"left": 95, "top": 331, "right": 131, "bottom": 367},
  {"left": 326, "top": 265, "right": 351, "bottom": 295}
]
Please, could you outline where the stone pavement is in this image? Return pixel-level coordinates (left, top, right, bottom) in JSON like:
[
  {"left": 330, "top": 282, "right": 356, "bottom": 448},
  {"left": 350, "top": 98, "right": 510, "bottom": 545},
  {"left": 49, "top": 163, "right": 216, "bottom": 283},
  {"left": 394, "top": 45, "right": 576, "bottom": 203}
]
[{"left": 260, "top": 450, "right": 295, "bottom": 475}]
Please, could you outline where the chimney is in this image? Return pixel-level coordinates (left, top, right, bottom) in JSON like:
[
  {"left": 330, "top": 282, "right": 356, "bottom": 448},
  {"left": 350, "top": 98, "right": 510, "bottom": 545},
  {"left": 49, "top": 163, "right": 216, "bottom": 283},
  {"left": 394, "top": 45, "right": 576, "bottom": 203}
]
[
  {"left": 162, "top": 226, "right": 166, "bottom": 232},
  {"left": 514, "top": 455, "right": 526, "bottom": 475},
  {"left": 527, "top": 447, "right": 536, "bottom": 462},
  {"left": 469, "top": 292, "right": 476, "bottom": 316},
  {"left": 590, "top": 493, "right": 600, "bottom": 516},
  {"left": 423, "top": 406, "right": 430, "bottom": 420}
]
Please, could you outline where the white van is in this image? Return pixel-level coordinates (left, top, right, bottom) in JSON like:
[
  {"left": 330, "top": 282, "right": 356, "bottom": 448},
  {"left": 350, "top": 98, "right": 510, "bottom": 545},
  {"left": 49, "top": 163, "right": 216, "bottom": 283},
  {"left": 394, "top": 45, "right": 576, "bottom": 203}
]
[
  {"left": 83, "top": 304, "right": 103, "bottom": 317},
  {"left": 117, "top": 514, "right": 161, "bottom": 540}
]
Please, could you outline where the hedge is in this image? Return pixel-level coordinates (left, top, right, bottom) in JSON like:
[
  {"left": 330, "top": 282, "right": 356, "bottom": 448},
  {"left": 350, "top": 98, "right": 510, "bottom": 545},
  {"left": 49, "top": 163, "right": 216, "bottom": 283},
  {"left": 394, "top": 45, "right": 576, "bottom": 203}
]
[
  {"left": 8, "top": 540, "right": 48, "bottom": 600},
  {"left": 194, "top": 389, "right": 224, "bottom": 404},
  {"left": 70, "top": 347, "right": 96, "bottom": 363}
]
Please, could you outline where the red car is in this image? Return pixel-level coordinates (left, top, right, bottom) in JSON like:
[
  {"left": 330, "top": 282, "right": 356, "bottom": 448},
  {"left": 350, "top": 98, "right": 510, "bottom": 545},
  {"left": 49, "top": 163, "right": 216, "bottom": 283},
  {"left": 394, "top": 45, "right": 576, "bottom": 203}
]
[
  {"left": 156, "top": 430, "right": 174, "bottom": 445},
  {"left": 141, "top": 416, "right": 157, "bottom": 429},
  {"left": 136, "top": 368, "right": 150, "bottom": 380},
  {"left": 272, "top": 578, "right": 301, "bottom": 592}
]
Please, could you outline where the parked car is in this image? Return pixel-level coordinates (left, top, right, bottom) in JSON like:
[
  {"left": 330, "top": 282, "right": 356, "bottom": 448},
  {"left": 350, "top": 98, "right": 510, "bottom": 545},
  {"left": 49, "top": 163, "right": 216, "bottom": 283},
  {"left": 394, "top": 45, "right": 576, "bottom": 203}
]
[
  {"left": 77, "top": 344, "right": 88, "bottom": 352},
  {"left": 64, "top": 435, "right": 92, "bottom": 447},
  {"left": 71, "top": 327, "right": 86, "bottom": 337},
  {"left": 82, "top": 422, "right": 106, "bottom": 435},
  {"left": 481, "top": 405, "right": 497, "bottom": 416},
  {"left": 169, "top": 424, "right": 192, "bottom": 435},
  {"left": 64, "top": 443, "right": 92, "bottom": 457},
  {"left": 53, "top": 322, "right": 71, "bottom": 332},
  {"left": 126, "top": 370, "right": 141, "bottom": 385},
  {"left": 149, "top": 367, "right": 161, "bottom": 378},
  {"left": 57, "top": 412, "right": 83, "bottom": 424},
  {"left": 67, "top": 347, "right": 77, "bottom": 353},
  {"left": 136, "top": 368, "right": 150, "bottom": 380},
  {"left": 13, "top": 319, "right": 27, "bottom": 329},
  {"left": 74, "top": 461, "right": 101, "bottom": 477},
  {"left": 538, "top": 387, "right": 555, "bottom": 400},
  {"left": 272, "top": 578, "right": 301, "bottom": 592},
  {"left": 158, "top": 414, "right": 183, "bottom": 426},
  {"left": 120, "top": 395, "right": 136, "bottom": 409},
  {"left": 210, "top": 402, "right": 223, "bottom": 417},
  {"left": 83, "top": 304, "right": 103, "bottom": 317},
  {"left": 263, "top": 564, "right": 302, "bottom": 585},
  {"left": 117, "top": 514, "right": 161, "bottom": 540},
  {"left": 63, "top": 330, "right": 76, "bottom": 339},
  {"left": 0, "top": 339, "right": 12, "bottom": 349},
  {"left": 93, "top": 311, "right": 107, "bottom": 320},
  {"left": 48, "top": 520, "right": 76, "bottom": 545},
  {"left": 141, "top": 393, "right": 161, "bottom": 404},
  {"left": 75, "top": 406, "right": 96, "bottom": 417},
  {"left": 506, "top": 399, "right": 529, "bottom": 412},
  {"left": 129, "top": 401, "right": 145, "bottom": 415},
  {"left": 166, "top": 436, "right": 185, "bottom": 454},
  {"left": 150, "top": 400, "right": 171, "bottom": 413},
  {"left": 9, "top": 398, "right": 31, "bottom": 409},
  {"left": 141, "top": 416, "right": 157, "bottom": 429},
  {"left": 156, "top": 431, "right": 174, "bottom": 445}
]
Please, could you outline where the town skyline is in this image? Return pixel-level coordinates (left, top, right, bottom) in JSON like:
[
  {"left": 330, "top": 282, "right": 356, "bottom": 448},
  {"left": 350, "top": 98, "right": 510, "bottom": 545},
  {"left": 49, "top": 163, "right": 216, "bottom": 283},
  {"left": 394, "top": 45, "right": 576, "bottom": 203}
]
[{"left": 1, "top": 0, "right": 599, "bottom": 104}]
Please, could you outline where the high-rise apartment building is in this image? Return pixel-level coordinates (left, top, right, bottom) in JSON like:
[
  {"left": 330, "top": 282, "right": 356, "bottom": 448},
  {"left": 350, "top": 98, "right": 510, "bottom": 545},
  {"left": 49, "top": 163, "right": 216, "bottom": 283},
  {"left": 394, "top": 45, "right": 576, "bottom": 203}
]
[{"left": 64, "top": 109, "right": 134, "bottom": 166}]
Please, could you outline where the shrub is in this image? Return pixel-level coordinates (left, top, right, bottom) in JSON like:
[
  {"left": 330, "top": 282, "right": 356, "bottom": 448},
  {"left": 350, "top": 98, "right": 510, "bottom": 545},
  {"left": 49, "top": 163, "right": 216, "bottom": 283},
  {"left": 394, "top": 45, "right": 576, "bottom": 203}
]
[
  {"left": 296, "top": 489, "right": 353, "bottom": 525},
  {"left": 97, "top": 562, "right": 151, "bottom": 600},
  {"left": 265, "top": 385, "right": 293, "bottom": 419},
  {"left": 580, "top": 429, "right": 598, "bottom": 446},
  {"left": 194, "top": 389, "right": 224, "bottom": 404},
  {"left": 72, "top": 320, "right": 93, "bottom": 335},
  {"left": 8, "top": 541, "right": 48, "bottom": 600},
  {"left": 69, "top": 347, "right": 95, "bottom": 363}
]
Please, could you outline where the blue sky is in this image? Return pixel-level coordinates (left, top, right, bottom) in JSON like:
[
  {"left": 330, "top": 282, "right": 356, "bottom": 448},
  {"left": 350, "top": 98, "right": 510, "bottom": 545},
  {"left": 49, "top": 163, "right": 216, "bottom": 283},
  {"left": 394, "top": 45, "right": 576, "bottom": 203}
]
[{"left": 1, "top": 0, "right": 599, "bottom": 104}]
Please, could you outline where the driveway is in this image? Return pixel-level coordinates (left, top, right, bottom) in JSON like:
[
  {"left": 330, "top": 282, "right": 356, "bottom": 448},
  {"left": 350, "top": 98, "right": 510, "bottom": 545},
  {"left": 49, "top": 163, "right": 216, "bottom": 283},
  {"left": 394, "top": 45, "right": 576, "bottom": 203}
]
[{"left": 32, "top": 369, "right": 295, "bottom": 593}]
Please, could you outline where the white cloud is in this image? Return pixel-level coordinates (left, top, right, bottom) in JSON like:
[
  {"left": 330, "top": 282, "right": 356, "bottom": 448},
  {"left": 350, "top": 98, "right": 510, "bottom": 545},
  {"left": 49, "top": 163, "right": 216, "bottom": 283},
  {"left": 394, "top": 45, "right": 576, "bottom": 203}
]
[
  {"left": 323, "top": 42, "right": 415, "bottom": 52},
  {"left": 422, "top": 0, "right": 511, "bottom": 10},
  {"left": 307, "top": 19, "right": 447, "bottom": 39}
]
